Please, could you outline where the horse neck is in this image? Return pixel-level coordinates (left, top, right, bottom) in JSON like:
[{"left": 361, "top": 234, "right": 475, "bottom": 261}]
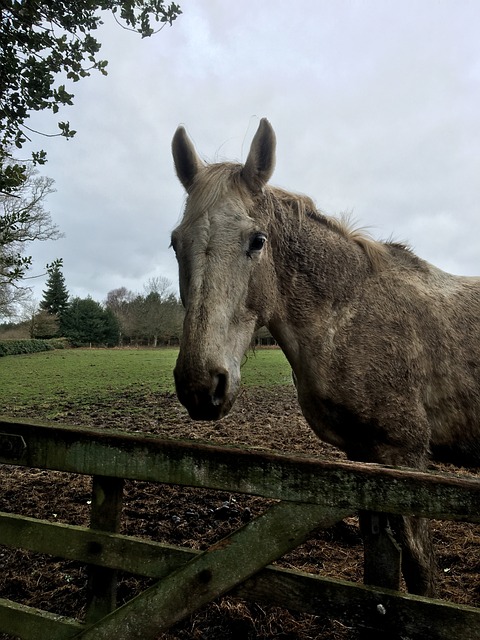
[{"left": 264, "top": 210, "right": 372, "bottom": 359}]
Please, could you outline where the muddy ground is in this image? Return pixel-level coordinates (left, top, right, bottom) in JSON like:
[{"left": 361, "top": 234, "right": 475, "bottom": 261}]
[{"left": 0, "top": 385, "right": 479, "bottom": 639}]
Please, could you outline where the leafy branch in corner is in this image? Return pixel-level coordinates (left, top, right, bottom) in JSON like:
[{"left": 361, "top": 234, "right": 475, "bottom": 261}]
[{"left": 0, "top": 0, "right": 182, "bottom": 194}]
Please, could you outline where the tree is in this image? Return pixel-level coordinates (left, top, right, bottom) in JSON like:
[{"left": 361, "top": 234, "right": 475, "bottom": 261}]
[
  {"left": 142, "top": 278, "right": 172, "bottom": 346},
  {"left": 0, "top": 274, "right": 30, "bottom": 320},
  {"left": 40, "top": 260, "right": 69, "bottom": 316},
  {"left": 160, "top": 292, "right": 184, "bottom": 344},
  {"left": 105, "top": 286, "right": 137, "bottom": 345},
  {"left": 0, "top": 164, "right": 61, "bottom": 317},
  {"left": 102, "top": 307, "right": 121, "bottom": 346},
  {"left": 106, "top": 280, "right": 184, "bottom": 346},
  {"left": 30, "top": 308, "right": 60, "bottom": 339},
  {"left": 0, "top": 0, "right": 182, "bottom": 195},
  {"left": 142, "top": 278, "right": 184, "bottom": 345},
  {"left": 0, "top": 165, "right": 60, "bottom": 283},
  {"left": 61, "top": 297, "right": 119, "bottom": 346}
]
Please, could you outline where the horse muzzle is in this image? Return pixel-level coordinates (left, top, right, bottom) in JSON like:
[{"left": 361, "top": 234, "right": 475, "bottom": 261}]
[{"left": 174, "top": 366, "right": 236, "bottom": 421}]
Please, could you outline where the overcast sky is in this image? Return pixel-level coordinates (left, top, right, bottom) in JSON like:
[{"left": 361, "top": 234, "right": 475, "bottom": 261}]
[{"left": 23, "top": 0, "right": 480, "bottom": 306}]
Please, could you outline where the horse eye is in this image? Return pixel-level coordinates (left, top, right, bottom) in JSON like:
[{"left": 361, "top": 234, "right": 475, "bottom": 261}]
[{"left": 248, "top": 233, "right": 267, "bottom": 255}]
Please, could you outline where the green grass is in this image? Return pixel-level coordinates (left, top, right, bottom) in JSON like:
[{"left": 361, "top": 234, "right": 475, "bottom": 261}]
[
  {"left": 0, "top": 347, "right": 292, "bottom": 415},
  {"left": 242, "top": 349, "right": 292, "bottom": 386}
]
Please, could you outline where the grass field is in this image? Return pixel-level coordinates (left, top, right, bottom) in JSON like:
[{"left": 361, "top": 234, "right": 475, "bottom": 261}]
[{"left": 0, "top": 347, "right": 292, "bottom": 416}]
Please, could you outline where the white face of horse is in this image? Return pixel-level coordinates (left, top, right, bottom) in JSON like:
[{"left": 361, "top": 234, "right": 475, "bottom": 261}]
[{"left": 171, "top": 119, "right": 276, "bottom": 420}]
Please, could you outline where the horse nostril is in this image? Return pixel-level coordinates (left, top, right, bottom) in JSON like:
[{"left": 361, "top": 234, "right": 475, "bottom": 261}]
[{"left": 212, "top": 372, "right": 228, "bottom": 406}]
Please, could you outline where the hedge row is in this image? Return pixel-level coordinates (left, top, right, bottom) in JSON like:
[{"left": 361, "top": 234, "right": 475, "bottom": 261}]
[{"left": 0, "top": 338, "right": 70, "bottom": 357}]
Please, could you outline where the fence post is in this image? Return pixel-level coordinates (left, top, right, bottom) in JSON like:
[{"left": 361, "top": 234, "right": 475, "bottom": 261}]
[
  {"left": 360, "top": 512, "right": 402, "bottom": 589},
  {"left": 359, "top": 511, "right": 403, "bottom": 639},
  {"left": 85, "top": 476, "right": 125, "bottom": 625}
]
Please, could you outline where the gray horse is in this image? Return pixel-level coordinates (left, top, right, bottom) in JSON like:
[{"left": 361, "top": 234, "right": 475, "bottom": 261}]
[{"left": 170, "top": 118, "right": 480, "bottom": 596}]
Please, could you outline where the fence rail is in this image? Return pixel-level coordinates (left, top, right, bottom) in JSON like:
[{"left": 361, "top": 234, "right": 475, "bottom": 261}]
[{"left": 0, "top": 417, "right": 479, "bottom": 639}]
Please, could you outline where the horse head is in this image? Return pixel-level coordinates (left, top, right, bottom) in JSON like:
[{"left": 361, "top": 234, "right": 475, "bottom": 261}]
[{"left": 171, "top": 119, "right": 276, "bottom": 420}]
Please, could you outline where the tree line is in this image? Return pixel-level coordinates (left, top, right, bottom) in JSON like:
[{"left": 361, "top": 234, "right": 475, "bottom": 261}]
[{"left": 2, "top": 264, "right": 184, "bottom": 347}]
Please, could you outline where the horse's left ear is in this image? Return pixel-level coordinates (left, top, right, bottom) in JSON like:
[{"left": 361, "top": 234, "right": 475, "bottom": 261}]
[
  {"left": 241, "top": 118, "right": 276, "bottom": 193},
  {"left": 172, "top": 125, "right": 205, "bottom": 192}
]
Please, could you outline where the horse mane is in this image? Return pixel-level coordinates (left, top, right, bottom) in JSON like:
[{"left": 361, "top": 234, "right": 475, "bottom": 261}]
[
  {"left": 264, "top": 186, "right": 390, "bottom": 272},
  {"left": 185, "top": 162, "right": 398, "bottom": 272}
]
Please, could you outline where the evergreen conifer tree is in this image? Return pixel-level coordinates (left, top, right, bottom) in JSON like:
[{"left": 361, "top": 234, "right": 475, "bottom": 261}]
[
  {"left": 61, "top": 297, "right": 119, "bottom": 346},
  {"left": 40, "top": 261, "right": 69, "bottom": 316}
]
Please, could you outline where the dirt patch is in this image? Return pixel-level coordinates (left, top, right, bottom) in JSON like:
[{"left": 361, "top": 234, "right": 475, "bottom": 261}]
[{"left": 0, "top": 386, "right": 479, "bottom": 639}]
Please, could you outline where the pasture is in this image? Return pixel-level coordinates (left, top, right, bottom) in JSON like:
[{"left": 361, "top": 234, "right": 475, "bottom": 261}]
[
  {"left": 0, "top": 347, "right": 291, "bottom": 421},
  {"left": 0, "top": 348, "right": 479, "bottom": 639}
]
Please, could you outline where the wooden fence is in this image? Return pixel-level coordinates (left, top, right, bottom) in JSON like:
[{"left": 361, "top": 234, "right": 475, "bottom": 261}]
[{"left": 0, "top": 416, "right": 479, "bottom": 640}]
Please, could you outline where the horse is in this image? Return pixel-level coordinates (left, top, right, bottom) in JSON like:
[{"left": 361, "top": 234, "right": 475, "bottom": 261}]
[{"left": 170, "top": 118, "right": 480, "bottom": 597}]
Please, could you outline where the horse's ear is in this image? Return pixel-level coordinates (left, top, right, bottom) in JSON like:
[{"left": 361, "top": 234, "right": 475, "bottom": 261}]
[
  {"left": 172, "top": 126, "right": 205, "bottom": 192},
  {"left": 241, "top": 118, "right": 276, "bottom": 193}
]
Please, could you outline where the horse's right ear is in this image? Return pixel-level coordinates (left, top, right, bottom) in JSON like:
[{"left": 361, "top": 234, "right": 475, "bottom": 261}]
[
  {"left": 241, "top": 118, "right": 276, "bottom": 193},
  {"left": 172, "top": 126, "right": 205, "bottom": 192}
]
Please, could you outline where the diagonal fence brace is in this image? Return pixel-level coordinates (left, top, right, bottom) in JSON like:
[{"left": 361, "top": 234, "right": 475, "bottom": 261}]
[{"left": 74, "top": 501, "right": 352, "bottom": 640}]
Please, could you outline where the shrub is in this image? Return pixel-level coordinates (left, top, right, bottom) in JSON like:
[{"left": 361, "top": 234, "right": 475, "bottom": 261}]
[{"left": 0, "top": 338, "right": 69, "bottom": 357}]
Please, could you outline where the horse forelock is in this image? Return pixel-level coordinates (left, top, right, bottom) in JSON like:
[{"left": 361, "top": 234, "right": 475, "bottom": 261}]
[{"left": 181, "top": 163, "right": 252, "bottom": 228}]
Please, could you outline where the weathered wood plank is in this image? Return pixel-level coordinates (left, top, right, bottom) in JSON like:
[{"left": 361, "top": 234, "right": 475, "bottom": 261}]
[
  {"left": 236, "top": 566, "right": 480, "bottom": 640},
  {"left": 85, "top": 476, "right": 124, "bottom": 624},
  {"left": 0, "top": 510, "right": 197, "bottom": 578},
  {"left": 0, "top": 418, "right": 479, "bottom": 522},
  {"left": 0, "top": 597, "right": 82, "bottom": 640},
  {"left": 0, "top": 511, "right": 478, "bottom": 639},
  {"left": 73, "top": 502, "right": 350, "bottom": 640}
]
